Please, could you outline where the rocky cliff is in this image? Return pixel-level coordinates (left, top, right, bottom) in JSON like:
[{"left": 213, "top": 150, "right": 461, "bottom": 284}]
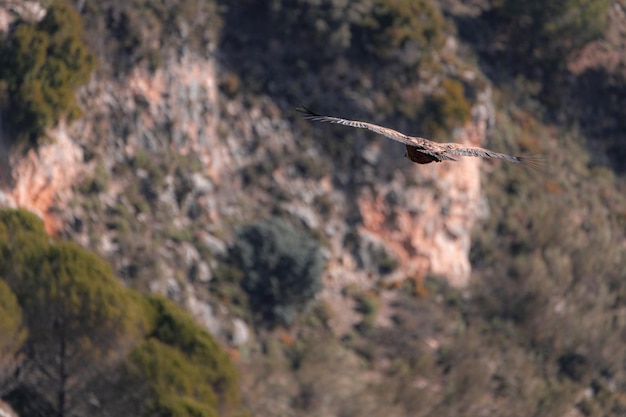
[{"left": 0, "top": 46, "right": 494, "bottom": 289}]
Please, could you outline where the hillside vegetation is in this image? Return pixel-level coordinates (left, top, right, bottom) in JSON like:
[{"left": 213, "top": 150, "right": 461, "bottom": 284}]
[{"left": 1, "top": 0, "right": 626, "bottom": 416}]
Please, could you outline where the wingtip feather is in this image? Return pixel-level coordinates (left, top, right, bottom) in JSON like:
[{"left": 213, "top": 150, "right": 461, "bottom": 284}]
[
  {"left": 296, "top": 105, "right": 320, "bottom": 118},
  {"left": 517, "top": 154, "right": 547, "bottom": 173}
]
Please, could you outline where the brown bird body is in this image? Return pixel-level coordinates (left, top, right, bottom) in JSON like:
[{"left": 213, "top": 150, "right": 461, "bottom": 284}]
[{"left": 298, "top": 107, "right": 536, "bottom": 167}]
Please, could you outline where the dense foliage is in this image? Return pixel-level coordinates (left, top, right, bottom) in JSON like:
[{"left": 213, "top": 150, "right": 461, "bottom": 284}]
[
  {"left": 231, "top": 218, "right": 325, "bottom": 326},
  {"left": 0, "top": 209, "right": 243, "bottom": 417},
  {"left": 0, "top": 0, "right": 95, "bottom": 145},
  {"left": 129, "top": 296, "right": 241, "bottom": 417},
  {"left": 0, "top": 279, "right": 26, "bottom": 392}
]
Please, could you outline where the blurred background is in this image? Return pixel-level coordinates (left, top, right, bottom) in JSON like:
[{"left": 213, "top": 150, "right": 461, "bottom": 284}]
[{"left": 1, "top": 0, "right": 626, "bottom": 416}]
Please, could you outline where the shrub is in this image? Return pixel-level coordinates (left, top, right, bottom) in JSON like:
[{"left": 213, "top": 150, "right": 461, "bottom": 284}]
[
  {"left": 231, "top": 218, "right": 325, "bottom": 326},
  {"left": 0, "top": 210, "right": 50, "bottom": 281},
  {"left": 0, "top": 0, "right": 95, "bottom": 145},
  {"left": 354, "top": 292, "right": 379, "bottom": 333}
]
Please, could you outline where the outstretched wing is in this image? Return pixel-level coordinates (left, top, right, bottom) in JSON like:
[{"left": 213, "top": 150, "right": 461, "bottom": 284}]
[
  {"left": 440, "top": 143, "right": 540, "bottom": 167},
  {"left": 297, "top": 106, "right": 437, "bottom": 152}
]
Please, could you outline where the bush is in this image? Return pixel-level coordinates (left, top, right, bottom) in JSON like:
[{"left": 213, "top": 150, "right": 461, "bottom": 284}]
[{"left": 231, "top": 218, "right": 325, "bottom": 326}]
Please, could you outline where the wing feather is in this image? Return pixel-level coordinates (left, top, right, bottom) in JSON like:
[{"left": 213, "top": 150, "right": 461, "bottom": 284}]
[
  {"left": 441, "top": 144, "right": 529, "bottom": 165},
  {"left": 297, "top": 107, "right": 434, "bottom": 150}
]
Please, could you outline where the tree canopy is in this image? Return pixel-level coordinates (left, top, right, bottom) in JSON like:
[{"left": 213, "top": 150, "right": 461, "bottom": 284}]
[
  {"left": 0, "top": 0, "right": 95, "bottom": 145},
  {"left": 0, "top": 209, "right": 244, "bottom": 416},
  {"left": 0, "top": 278, "right": 26, "bottom": 394},
  {"left": 128, "top": 296, "right": 242, "bottom": 417}
]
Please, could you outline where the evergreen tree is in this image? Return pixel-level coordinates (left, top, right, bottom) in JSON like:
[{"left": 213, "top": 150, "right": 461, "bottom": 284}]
[
  {"left": 232, "top": 218, "right": 325, "bottom": 326},
  {"left": 0, "top": 209, "right": 146, "bottom": 417},
  {"left": 0, "top": 0, "right": 95, "bottom": 145},
  {"left": 0, "top": 278, "right": 27, "bottom": 395},
  {"left": 128, "top": 296, "right": 242, "bottom": 417}
]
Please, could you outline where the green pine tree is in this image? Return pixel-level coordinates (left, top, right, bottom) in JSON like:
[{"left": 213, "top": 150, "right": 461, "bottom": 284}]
[{"left": 0, "top": 0, "right": 95, "bottom": 145}]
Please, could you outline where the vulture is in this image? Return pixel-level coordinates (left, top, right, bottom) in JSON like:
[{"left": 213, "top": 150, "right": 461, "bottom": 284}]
[{"left": 298, "top": 106, "right": 538, "bottom": 167}]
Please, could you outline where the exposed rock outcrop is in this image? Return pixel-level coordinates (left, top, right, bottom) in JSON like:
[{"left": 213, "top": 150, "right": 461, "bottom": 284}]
[{"left": 5, "top": 125, "right": 84, "bottom": 234}]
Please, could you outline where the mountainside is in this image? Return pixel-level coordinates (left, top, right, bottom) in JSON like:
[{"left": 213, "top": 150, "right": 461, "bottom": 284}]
[
  {"left": 2, "top": 0, "right": 626, "bottom": 416},
  {"left": 2, "top": 0, "right": 494, "bottom": 291}
]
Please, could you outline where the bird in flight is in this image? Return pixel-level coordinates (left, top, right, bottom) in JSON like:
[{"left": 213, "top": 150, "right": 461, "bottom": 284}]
[{"left": 298, "top": 106, "right": 538, "bottom": 167}]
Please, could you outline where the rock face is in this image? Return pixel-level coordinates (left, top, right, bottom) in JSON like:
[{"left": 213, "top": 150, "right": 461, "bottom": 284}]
[
  {"left": 0, "top": 51, "right": 492, "bottom": 291},
  {"left": 5, "top": 125, "right": 84, "bottom": 234}
]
